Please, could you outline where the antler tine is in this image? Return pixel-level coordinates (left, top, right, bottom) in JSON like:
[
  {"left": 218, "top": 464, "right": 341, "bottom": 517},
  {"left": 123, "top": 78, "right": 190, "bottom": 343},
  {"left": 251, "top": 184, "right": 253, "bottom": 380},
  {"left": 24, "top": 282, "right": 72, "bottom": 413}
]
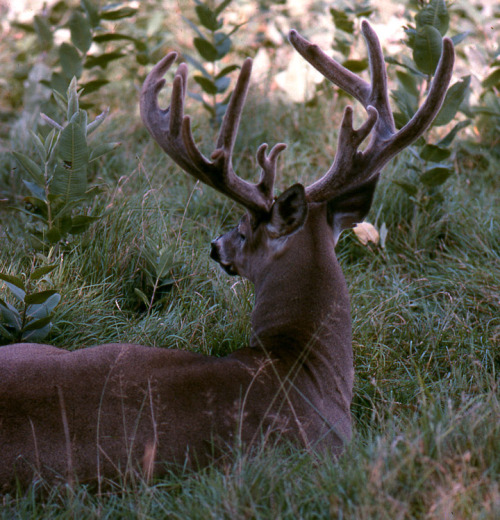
[
  {"left": 361, "top": 20, "right": 396, "bottom": 138},
  {"left": 215, "top": 58, "right": 252, "bottom": 154},
  {"left": 169, "top": 63, "right": 187, "bottom": 137},
  {"left": 140, "top": 52, "right": 178, "bottom": 136},
  {"left": 140, "top": 52, "right": 216, "bottom": 188},
  {"left": 288, "top": 29, "right": 370, "bottom": 103},
  {"left": 141, "top": 53, "right": 284, "bottom": 215},
  {"left": 377, "top": 37, "right": 455, "bottom": 165},
  {"left": 288, "top": 21, "right": 454, "bottom": 203},
  {"left": 256, "top": 143, "right": 287, "bottom": 199},
  {"left": 305, "top": 105, "right": 378, "bottom": 201}
]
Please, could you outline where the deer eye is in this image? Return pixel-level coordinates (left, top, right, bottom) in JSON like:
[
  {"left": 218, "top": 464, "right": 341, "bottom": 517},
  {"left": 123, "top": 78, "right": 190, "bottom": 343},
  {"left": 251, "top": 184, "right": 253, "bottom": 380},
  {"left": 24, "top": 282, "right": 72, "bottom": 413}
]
[{"left": 238, "top": 232, "right": 246, "bottom": 241}]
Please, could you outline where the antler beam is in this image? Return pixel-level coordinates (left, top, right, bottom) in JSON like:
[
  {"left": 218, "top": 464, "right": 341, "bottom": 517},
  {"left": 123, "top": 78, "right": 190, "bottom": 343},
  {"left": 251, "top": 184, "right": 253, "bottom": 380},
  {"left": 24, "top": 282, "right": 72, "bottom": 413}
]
[
  {"left": 140, "top": 53, "right": 286, "bottom": 216},
  {"left": 289, "top": 20, "right": 455, "bottom": 202}
]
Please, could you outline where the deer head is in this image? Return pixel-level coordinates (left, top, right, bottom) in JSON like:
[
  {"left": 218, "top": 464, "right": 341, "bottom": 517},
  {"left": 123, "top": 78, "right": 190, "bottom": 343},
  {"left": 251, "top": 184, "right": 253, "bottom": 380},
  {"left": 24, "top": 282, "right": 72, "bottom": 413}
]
[{"left": 141, "top": 21, "right": 454, "bottom": 285}]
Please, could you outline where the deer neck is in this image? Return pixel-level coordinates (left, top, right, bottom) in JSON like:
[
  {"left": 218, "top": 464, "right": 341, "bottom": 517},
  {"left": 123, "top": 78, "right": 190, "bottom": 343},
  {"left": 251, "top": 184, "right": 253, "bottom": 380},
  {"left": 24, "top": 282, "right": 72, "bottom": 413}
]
[{"left": 249, "top": 204, "right": 352, "bottom": 378}]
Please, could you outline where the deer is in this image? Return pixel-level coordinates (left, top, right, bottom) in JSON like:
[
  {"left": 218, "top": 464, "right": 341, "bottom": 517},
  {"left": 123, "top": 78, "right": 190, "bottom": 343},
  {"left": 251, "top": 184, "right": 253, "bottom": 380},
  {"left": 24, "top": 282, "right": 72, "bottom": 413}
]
[{"left": 0, "top": 21, "right": 454, "bottom": 491}]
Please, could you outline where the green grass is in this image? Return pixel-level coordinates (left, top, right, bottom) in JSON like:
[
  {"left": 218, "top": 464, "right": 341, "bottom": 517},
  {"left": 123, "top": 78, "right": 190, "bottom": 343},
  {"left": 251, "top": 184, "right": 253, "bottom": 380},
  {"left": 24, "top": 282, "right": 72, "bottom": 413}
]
[{"left": 1, "top": 34, "right": 499, "bottom": 520}]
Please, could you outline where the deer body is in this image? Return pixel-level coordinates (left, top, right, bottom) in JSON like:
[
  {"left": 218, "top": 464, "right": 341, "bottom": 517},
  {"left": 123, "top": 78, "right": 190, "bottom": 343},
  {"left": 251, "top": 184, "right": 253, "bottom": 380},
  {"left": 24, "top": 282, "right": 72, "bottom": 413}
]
[
  {"left": 0, "top": 204, "right": 352, "bottom": 488},
  {"left": 0, "top": 21, "right": 454, "bottom": 489}
]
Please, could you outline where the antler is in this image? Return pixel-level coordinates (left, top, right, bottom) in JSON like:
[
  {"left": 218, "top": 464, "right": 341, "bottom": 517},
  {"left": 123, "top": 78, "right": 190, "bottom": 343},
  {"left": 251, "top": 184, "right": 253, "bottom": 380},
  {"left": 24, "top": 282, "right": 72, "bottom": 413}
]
[
  {"left": 289, "top": 20, "right": 455, "bottom": 202},
  {"left": 140, "top": 53, "right": 287, "bottom": 216}
]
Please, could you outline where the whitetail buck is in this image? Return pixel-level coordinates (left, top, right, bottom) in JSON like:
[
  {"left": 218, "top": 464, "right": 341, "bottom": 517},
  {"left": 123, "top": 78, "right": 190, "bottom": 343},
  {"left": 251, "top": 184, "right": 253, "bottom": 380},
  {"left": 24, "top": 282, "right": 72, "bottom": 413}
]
[{"left": 0, "top": 22, "right": 454, "bottom": 490}]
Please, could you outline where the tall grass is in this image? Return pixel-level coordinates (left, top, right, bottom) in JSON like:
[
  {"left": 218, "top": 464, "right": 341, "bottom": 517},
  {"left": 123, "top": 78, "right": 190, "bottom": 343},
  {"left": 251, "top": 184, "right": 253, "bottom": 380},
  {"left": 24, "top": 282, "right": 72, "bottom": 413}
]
[{"left": 1, "top": 34, "right": 499, "bottom": 520}]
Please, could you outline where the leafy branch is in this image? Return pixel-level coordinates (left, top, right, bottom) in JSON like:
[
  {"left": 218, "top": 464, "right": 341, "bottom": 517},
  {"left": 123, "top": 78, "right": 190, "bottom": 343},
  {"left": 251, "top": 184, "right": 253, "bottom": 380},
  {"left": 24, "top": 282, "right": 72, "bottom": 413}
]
[
  {"left": 0, "top": 264, "right": 61, "bottom": 343},
  {"left": 12, "top": 78, "right": 120, "bottom": 249},
  {"left": 183, "top": 0, "right": 244, "bottom": 124}
]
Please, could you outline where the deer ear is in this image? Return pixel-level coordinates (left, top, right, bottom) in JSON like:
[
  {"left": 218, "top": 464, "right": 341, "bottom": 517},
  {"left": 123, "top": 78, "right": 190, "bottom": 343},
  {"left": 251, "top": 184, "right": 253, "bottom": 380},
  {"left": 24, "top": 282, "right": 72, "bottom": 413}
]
[
  {"left": 268, "top": 184, "right": 308, "bottom": 238},
  {"left": 327, "top": 176, "right": 378, "bottom": 244}
]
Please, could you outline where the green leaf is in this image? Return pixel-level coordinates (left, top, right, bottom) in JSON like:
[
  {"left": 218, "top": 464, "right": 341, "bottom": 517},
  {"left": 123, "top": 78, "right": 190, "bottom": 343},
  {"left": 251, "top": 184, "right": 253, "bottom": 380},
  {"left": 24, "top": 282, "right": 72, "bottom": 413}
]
[
  {"left": 0, "top": 323, "right": 14, "bottom": 341},
  {"left": 393, "top": 180, "right": 418, "bottom": 196},
  {"left": 12, "top": 205, "right": 48, "bottom": 223},
  {"left": 22, "top": 323, "right": 52, "bottom": 341},
  {"left": 24, "top": 290, "right": 59, "bottom": 305},
  {"left": 100, "top": 6, "right": 138, "bottom": 20},
  {"left": 46, "top": 226, "right": 62, "bottom": 243},
  {"left": 23, "top": 315, "right": 53, "bottom": 332},
  {"left": 437, "top": 120, "right": 471, "bottom": 148},
  {"left": 69, "top": 11, "right": 92, "bottom": 54},
  {"left": 12, "top": 152, "right": 44, "bottom": 184},
  {"left": 415, "top": 0, "right": 449, "bottom": 35},
  {"left": 4, "top": 282, "right": 26, "bottom": 302},
  {"left": 33, "top": 15, "right": 53, "bottom": 48},
  {"left": 58, "top": 214, "right": 74, "bottom": 235},
  {"left": 22, "top": 180, "right": 47, "bottom": 201},
  {"left": 451, "top": 32, "right": 470, "bottom": 46},
  {"left": 330, "top": 8, "right": 354, "bottom": 34},
  {"left": 0, "top": 302, "right": 22, "bottom": 331},
  {"left": 156, "top": 249, "right": 176, "bottom": 279},
  {"left": 482, "top": 68, "right": 500, "bottom": 90},
  {"left": 195, "top": 5, "right": 220, "bottom": 31},
  {"left": 70, "top": 215, "right": 101, "bottom": 234},
  {"left": 81, "top": 0, "right": 100, "bottom": 28},
  {"left": 134, "top": 288, "right": 150, "bottom": 307},
  {"left": 420, "top": 166, "right": 453, "bottom": 186},
  {"left": 342, "top": 59, "right": 368, "bottom": 73},
  {"left": 87, "top": 109, "right": 109, "bottom": 135},
  {"left": 59, "top": 43, "right": 83, "bottom": 79},
  {"left": 80, "top": 79, "right": 110, "bottom": 96},
  {"left": 60, "top": 120, "right": 88, "bottom": 170},
  {"left": 419, "top": 144, "right": 451, "bottom": 162},
  {"left": 214, "top": 0, "right": 232, "bottom": 16},
  {"left": 391, "top": 89, "right": 417, "bottom": 124},
  {"left": 44, "top": 129, "right": 59, "bottom": 159},
  {"left": 67, "top": 77, "right": 80, "bottom": 120},
  {"left": 194, "top": 75, "right": 217, "bottom": 95},
  {"left": 194, "top": 37, "right": 219, "bottom": 61},
  {"left": 214, "top": 32, "right": 231, "bottom": 58},
  {"left": 215, "top": 76, "right": 230, "bottom": 93},
  {"left": 215, "top": 65, "right": 239, "bottom": 79},
  {"left": 396, "top": 70, "right": 419, "bottom": 98},
  {"left": 24, "top": 193, "right": 49, "bottom": 212},
  {"left": 385, "top": 56, "right": 426, "bottom": 77},
  {"left": 89, "top": 142, "right": 121, "bottom": 162},
  {"left": 393, "top": 112, "right": 409, "bottom": 130},
  {"left": 30, "top": 131, "right": 46, "bottom": 162},
  {"left": 433, "top": 76, "right": 470, "bottom": 127},
  {"left": 48, "top": 72, "right": 71, "bottom": 95},
  {"left": 183, "top": 16, "right": 206, "bottom": 40},
  {"left": 10, "top": 21, "right": 35, "bottom": 34},
  {"left": 413, "top": 25, "right": 443, "bottom": 75},
  {"left": 27, "top": 293, "right": 61, "bottom": 319},
  {"left": 84, "top": 52, "right": 126, "bottom": 69},
  {"left": 183, "top": 54, "right": 210, "bottom": 78},
  {"left": 31, "top": 264, "right": 58, "bottom": 281},
  {"left": 71, "top": 109, "right": 88, "bottom": 133},
  {"left": 0, "top": 273, "right": 26, "bottom": 292},
  {"left": 93, "top": 33, "right": 143, "bottom": 48},
  {"left": 50, "top": 122, "right": 88, "bottom": 203}
]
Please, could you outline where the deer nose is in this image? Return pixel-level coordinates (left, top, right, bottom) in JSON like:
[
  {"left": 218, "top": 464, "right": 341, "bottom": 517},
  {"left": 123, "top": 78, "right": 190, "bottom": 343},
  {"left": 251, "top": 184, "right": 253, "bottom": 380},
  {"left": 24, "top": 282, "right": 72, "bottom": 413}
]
[{"left": 210, "top": 239, "right": 221, "bottom": 262}]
